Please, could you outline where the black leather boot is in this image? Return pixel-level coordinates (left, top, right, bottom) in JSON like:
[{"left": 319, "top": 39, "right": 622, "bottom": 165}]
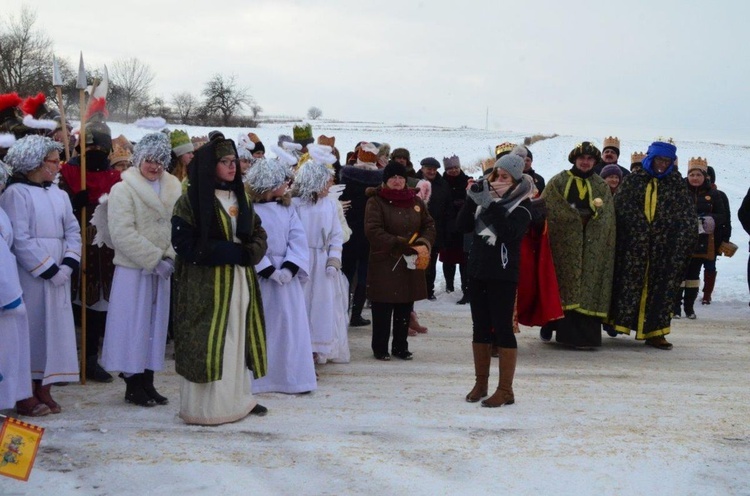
[
  {"left": 142, "top": 369, "right": 168, "bottom": 405},
  {"left": 122, "top": 373, "right": 155, "bottom": 407},
  {"left": 86, "top": 356, "right": 114, "bottom": 383}
]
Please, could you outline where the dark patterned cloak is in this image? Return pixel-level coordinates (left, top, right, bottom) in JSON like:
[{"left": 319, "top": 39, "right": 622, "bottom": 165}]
[{"left": 607, "top": 168, "right": 697, "bottom": 339}]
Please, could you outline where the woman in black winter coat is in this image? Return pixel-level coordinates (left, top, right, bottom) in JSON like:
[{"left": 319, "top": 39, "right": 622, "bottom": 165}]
[
  {"left": 440, "top": 156, "right": 470, "bottom": 300},
  {"left": 456, "top": 154, "right": 535, "bottom": 408},
  {"left": 676, "top": 160, "right": 727, "bottom": 319}
]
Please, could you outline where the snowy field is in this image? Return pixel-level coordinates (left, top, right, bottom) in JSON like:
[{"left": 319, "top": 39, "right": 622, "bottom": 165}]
[{"left": 2, "top": 121, "right": 750, "bottom": 495}]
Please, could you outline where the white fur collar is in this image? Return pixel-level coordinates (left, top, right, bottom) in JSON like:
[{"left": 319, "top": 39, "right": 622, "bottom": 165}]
[{"left": 121, "top": 167, "right": 181, "bottom": 218}]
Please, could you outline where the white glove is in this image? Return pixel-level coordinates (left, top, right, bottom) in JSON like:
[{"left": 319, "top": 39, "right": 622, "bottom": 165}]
[
  {"left": 269, "top": 268, "right": 293, "bottom": 285},
  {"left": 50, "top": 265, "right": 72, "bottom": 287},
  {"left": 153, "top": 259, "right": 175, "bottom": 280},
  {"left": 326, "top": 266, "right": 338, "bottom": 278},
  {"left": 466, "top": 180, "right": 493, "bottom": 209},
  {"left": 702, "top": 216, "right": 716, "bottom": 234}
]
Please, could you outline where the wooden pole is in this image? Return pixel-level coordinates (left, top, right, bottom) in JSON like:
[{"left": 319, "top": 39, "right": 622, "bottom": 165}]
[
  {"left": 76, "top": 53, "right": 88, "bottom": 385},
  {"left": 79, "top": 88, "right": 87, "bottom": 385}
]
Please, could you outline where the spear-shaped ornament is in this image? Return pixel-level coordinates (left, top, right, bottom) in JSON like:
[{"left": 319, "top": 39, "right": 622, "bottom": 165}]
[
  {"left": 76, "top": 52, "right": 89, "bottom": 385},
  {"left": 52, "top": 55, "right": 71, "bottom": 161}
]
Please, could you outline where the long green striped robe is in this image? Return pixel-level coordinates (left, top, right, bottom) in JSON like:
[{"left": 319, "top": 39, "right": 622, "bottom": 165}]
[{"left": 172, "top": 194, "right": 268, "bottom": 383}]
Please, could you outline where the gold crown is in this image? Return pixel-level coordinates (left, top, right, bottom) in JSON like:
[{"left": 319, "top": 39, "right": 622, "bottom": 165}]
[
  {"left": 603, "top": 136, "right": 620, "bottom": 150},
  {"left": 109, "top": 135, "right": 133, "bottom": 166},
  {"left": 688, "top": 156, "right": 708, "bottom": 172},
  {"left": 481, "top": 157, "right": 496, "bottom": 172},
  {"left": 191, "top": 135, "right": 208, "bottom": 149},
  {"left": 630, "top": 151, "right": 645, "bottom": 164},
  {"left": 494, "top": 142, "right": 514, "bottom": 158},
  {"left": 317, "top": 134, "right": 335, "bottom": 148}
]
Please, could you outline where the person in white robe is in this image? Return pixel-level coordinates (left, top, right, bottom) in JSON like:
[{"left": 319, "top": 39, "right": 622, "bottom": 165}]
[
  {"left": 0, "top": 161, "right": 39, "bottom": 415},
  {"left": 329, "top": 183, "right": 352, "bottom": 363},
  {"left": 0, "top": 135, "right": 81, "bottom": 414},
  {"left": 292, "top": 147, "right": 349, "bottom": 364},
  {"left": 246, "top": 156, "right": 317, "bottom": 394},
  {"left": 100, "top": 133, "right": 182, "bottom": 407}
]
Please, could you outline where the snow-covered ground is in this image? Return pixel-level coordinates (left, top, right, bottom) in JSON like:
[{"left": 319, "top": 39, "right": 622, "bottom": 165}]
[{"left": 2, "top": 121, "right": 750, "bottom": 495}]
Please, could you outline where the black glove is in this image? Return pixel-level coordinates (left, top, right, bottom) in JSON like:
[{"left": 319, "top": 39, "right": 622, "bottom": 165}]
[{"left": 72, "top": 190, "right": 89, "bottom": 210}]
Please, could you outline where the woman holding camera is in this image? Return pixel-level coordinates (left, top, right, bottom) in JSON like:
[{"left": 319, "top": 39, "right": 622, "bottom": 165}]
[{"left": 457, "top": 154, "right": 535, "bottom": 407}]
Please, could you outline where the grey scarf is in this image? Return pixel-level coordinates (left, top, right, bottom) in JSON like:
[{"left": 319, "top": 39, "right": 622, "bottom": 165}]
[{"left": 475, "top": 174, "right": 535, "bottom": 247}]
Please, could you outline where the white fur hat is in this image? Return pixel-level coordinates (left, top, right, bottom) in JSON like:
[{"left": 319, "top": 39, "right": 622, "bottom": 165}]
[
  {"left": 132, "top": 133, "right": 172, "bottom": 168},
  {"left": 4, "top": 134, "right": 61, "bottom": 174}
]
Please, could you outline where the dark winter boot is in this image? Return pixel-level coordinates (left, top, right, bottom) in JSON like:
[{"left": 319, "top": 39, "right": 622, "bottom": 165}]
[
  {"left": 466, "top": 343, "right": 491, "bottom": 402},
  {"left": 142, "top": 369, "right": 168, "bottom": 405},
  {"left": 86, "top": 356, "right": 114, "bottom": 383},
  {"left": 702, "top": 271, "right": 717, "bottom": 304},
  {"left": 456, "top": 293, "right": 470, "bottom": 305},
  {"left": 683, "top": 287, "right": 699, "bottom": 319},
  {"left": 122, "top": 373, "right": 155, "bottom": 407},
  {"left": 349, "top": 314, "right": 371, "bottom": 327},
  {"left": 673, "top": 288, "right": 684, "bottom": 318},
  {"left": 443, "top": 263, "right": 456, "bottom": 293},
  {"left": 482, "top": 348, "right": 517, "bottom": 408}
]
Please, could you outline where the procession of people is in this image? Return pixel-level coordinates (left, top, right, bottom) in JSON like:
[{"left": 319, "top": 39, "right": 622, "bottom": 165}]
[{"left": 1, "top": 86, "right": 746, "bottom": 425}]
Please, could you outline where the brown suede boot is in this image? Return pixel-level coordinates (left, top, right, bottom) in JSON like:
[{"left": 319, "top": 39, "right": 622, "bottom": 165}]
[
  {"left": 466, "top": 343, "right": 491, "bottom": 402},
  {"left": 34, "top": 381, "right": 61, "bottom": 414},
  {"left": 702, "top": 271, "right": 717, "bottom": 304},
  {"left": 482, "top": 348, "right": 517, "bottom": 408}
]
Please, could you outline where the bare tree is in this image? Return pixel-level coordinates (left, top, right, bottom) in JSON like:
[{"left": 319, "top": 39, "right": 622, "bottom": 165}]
[
  {"left": 307, "top": 106, "right": 323, "bottom": 120},
  {"left": 0, "top": 6, "right": 55, "bottom": 95},
  {"left": 111, "top": 57, "right": 155, "bottom": 123},
  {"left": 136, "top": 96, "right": 172, "bottom": 120},
  {"left": 172, "top": 91, "right": 197, "bottom": 123},
  {"left": 250, "top": 103, "right": 263, "bottom": 120},
  {"left": 201, "top": 74, "right": 253, "bottom": 126}
]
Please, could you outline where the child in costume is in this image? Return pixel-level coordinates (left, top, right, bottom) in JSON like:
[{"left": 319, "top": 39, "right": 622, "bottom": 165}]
[
  {"left": 248, "top": 147, "right": 317, "bottom": 394},
  {"left": 293, "top": 145, "right": 349, "bottom": 365}
]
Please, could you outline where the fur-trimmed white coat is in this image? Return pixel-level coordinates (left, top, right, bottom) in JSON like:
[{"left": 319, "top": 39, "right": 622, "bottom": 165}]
[{"left": 108, "top": 167, "right": 182, "bottom": 270}]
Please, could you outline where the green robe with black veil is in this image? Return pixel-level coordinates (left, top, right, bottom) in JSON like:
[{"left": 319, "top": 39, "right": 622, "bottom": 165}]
[{"left": 172, "top": 193, "right": 268, "bottom": 382}]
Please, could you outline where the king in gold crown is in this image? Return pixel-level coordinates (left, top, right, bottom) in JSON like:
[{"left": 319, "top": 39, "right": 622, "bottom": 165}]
[
  {"left": 602, "top": 136, "right": 620, "bottom": 152},
  {"left": 688, "top": 156, "right": 708, "bottom": 172},
  {"left": 630, "top": 151, "right": 645, "bottom": 164},
  {"left": 494, "top": 142, "right": 515, "bottom": 159}
]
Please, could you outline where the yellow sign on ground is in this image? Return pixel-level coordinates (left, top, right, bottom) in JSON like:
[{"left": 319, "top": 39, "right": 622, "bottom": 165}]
[{"left": 0, "top": 416, "right": 44, "bottom": 481}]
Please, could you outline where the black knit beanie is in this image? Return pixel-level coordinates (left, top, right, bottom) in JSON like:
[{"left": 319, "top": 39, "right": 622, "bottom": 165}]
[{"left": 382, "top": 160, "right": 408, "bottom": 183}]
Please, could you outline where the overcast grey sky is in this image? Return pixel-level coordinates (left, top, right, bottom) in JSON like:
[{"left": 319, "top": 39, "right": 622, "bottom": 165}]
[{"left": 10, "top": 0, "right": 749, "bottom": 143}]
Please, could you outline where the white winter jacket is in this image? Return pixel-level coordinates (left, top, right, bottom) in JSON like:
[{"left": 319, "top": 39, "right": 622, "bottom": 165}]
[{"left": 108, "top": 167, "right": 182, "bottom": 271}]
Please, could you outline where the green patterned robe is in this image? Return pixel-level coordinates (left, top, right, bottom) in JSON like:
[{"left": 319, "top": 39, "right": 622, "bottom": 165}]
[
  {"left": 541, "top": 170, "right": 616, "bottom": 317},
  {"left": 172, "top": 194, "right": 268, "bottom": 383}
]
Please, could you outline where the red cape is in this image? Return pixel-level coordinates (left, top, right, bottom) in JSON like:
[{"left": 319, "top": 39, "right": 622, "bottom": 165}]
[
  {"left": 516, "top": 221, "right": 564, "bottom": 327},
  {"left": 60, "top": 163, "right": 121, "bottom": 204}
]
